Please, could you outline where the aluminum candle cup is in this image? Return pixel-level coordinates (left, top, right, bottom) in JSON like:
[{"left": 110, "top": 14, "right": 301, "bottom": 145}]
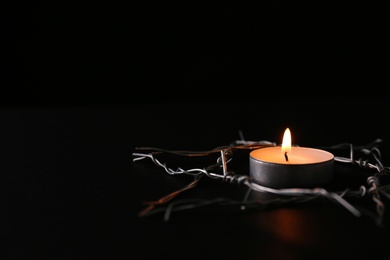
[{"left": 249, "top": 147, "right": 334, "bottom": 188}]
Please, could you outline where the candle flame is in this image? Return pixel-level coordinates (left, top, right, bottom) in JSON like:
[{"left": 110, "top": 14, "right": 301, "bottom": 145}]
[{"left": 282, "top": 128, "right": 291, "bottom": 153}]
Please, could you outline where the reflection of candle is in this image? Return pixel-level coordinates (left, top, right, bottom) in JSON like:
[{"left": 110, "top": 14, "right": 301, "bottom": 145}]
[{"left": 249, "top": 128, "right": 334, "bottom": 188}]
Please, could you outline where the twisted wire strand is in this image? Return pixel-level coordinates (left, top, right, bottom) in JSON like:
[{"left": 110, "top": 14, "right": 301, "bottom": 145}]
[
  {"left": 242, "top": 178, "right": 361, "bottom": 217},
  {"left": 138, "top": 175, "right": 203, "bottom": 217},
  {"left": 367, "top": 176, "right": 385, "bottom": 226},
  {"left": 231, "top": 172, "right": 363, "bottom": 217},
  {"left": 132, "top": 152, "right": 227, "bottom": 179},
  {"left": 337, "top": 186, "right": 367, "bottom": 198},
  {"left": 328, "top": 140, "right": 389, "bottom": 226},
  {"left": 329, "top": 139, "right": 388, "bottom": 173}
]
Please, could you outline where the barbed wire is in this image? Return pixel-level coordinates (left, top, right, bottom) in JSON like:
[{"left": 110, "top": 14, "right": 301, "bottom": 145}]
[{"left": 132, "top": 138, "right": 390, "bottom": 226}]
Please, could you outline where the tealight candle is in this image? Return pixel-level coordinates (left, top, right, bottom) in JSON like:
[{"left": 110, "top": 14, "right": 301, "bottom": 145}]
[{"left": 249, "top": 128, "right": 334, "bottom": 188}]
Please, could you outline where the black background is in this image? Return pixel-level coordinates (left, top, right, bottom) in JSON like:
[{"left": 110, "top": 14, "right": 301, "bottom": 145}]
[
  {"left": 1, "top": 1, "right": 389, "bottom": 259},
  {"left": 1, "top": 1, "right": 387, "bottom": 106}
]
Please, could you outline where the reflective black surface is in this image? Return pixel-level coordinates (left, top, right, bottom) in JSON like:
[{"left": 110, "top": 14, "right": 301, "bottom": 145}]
[{"left": 0, "top": 100, "right": 389, "bottom": 259}]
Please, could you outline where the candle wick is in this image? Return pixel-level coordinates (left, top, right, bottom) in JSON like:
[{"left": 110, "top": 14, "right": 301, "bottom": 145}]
[{"left": 284, "top": 151, "right": 289, "bottom": 162}]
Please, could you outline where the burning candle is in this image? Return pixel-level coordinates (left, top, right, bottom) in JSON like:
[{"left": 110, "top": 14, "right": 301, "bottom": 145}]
[{"left": 249, "top": 128, "right": 334, "bottom": 188}]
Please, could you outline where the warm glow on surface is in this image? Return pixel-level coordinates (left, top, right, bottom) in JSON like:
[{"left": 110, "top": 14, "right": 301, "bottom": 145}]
[{"left": 281, "top": 128, "right": 291, "bottom": 154}]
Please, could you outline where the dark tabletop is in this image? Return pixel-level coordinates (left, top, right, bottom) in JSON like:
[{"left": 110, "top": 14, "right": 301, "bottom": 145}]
[{"left": 1, "top": 98, "right": 390, "bottom": 259}]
